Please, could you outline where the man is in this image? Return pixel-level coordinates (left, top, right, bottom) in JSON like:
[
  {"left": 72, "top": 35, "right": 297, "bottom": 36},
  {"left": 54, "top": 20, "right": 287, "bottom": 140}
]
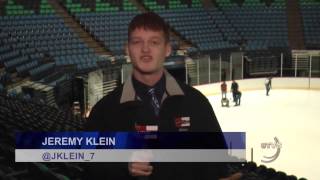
[
  {"left": 85, "top": 12, "right": 241, "bottom": 180},
  {"left": 234, "top": 90, "right": 241, "bottom": 106},
  {"left": 231, "top": 80, "right": 239, "bottom": 103},
  {"left": 265, "top": 76, "right": 272, "bottom": 96},
  {"left": 220, "top": 81, "right": 229, "bottom": 107},
  {"left": 221, "top": 81, "right": 227, "bottom": 99}
]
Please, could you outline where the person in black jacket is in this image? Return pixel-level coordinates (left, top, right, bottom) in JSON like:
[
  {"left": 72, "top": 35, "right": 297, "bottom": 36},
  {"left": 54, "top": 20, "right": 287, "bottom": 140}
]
[
  {"left": 265, "top": 76, "right": 272, "bottom": 96},
  {"left": 231, "top": 80, "right": 239, "bottom": 103},
  {"left": 84, "top": 12, "right": 241, "bottom": 180}
]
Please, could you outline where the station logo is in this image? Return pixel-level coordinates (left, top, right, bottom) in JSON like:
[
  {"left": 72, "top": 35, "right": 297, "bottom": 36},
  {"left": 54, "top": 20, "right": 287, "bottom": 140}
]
[{"left": 261, "top": 137, "right": 282, "bottom": 163}]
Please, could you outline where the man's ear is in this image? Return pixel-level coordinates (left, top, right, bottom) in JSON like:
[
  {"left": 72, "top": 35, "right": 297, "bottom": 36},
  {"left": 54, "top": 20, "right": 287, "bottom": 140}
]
[{"left": 165, "top": 43, "right": 172, "bottom": 57}]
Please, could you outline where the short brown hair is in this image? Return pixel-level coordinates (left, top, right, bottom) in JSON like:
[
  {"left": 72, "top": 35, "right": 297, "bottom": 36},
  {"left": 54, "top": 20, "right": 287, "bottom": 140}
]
[{"left": 128, "top": 12, "right": 170, "bottom": 43}]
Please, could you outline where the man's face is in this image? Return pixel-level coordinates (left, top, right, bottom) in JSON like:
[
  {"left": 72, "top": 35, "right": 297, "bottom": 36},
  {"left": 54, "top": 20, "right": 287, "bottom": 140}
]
[{"left": 127, "top": 28, "right": 171, "bottom": 75}]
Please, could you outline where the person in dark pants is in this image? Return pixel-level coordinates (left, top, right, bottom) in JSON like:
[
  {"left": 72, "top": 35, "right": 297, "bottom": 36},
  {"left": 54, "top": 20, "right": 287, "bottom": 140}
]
[
  {"left": 221, "top": 81, "right": 229, "bottom": 107},
  {"left": 265, "top": 77, "right": 272, "bottom": 96},
  {"left": 231, "top": 80, "right": 239, "bottom": 103},
  {"left": 84, "top": 12, "right": 241, "bottom": 180},
  {"left": 234, "top": 90, "right": 241, "bottom": 106}
]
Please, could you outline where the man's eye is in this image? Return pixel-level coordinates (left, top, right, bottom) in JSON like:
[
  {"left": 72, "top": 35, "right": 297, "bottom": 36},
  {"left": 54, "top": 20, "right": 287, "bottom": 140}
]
[
  {"left": 151, "top": 41, "right": 160, "bottom": 45},
  {"left": 131, "top": 40, "right": 141, "bottom": 44}
]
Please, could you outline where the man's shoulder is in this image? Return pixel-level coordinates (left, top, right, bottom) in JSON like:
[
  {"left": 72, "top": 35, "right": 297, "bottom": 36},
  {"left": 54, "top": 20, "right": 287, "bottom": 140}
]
[
  {"left": 85, "top": 85, "right": 125, "bottom": 131},
  {"left": 94, "top": 85, "right": 123, "bottom": 107},
  {"left": 231, "top": 82, "right": 238, "bottom": 87},
  {"left": 176, "top": 81, "right": 208, "bottom": 101}
]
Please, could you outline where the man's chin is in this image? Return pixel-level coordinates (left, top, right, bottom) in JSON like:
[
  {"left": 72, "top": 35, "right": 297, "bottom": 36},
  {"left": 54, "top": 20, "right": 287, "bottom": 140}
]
[
  {"left": 136, "top": 68, "right": 163, "bottom": 75},
  {"left": 139, "top": 70, "right": 157, "bottom": 75}
]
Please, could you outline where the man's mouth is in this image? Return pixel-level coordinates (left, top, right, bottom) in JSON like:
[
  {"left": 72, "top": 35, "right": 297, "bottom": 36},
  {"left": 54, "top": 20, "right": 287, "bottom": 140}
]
[{"left": 141, "top": 56, "right": 153, "bottom": 62}]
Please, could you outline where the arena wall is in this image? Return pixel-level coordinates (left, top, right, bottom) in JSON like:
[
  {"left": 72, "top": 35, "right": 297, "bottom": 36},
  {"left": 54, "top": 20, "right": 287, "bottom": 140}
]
[{"left": 194, "top": 78, "right": 320, "bottom": 96}]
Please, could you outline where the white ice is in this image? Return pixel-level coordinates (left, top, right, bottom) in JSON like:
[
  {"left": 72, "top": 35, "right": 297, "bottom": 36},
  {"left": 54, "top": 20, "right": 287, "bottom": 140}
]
[{"left": 207, "top": 89, "right": 320, "bottom": 180}]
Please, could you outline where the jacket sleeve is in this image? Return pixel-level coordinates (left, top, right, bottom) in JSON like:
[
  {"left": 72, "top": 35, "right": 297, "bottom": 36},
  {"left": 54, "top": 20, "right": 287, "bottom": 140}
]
[
  {"left": 84, "top": 99, "right": 104, "bottom": 131},
  {"left": 190, "top": 90, "right": 231, "bottom": 179},
  {"left": 83, "top": 97, "right": 135, "bottom": 180},
  {"left": 191, "top": 90, "right": 224, "bottom": 133}
]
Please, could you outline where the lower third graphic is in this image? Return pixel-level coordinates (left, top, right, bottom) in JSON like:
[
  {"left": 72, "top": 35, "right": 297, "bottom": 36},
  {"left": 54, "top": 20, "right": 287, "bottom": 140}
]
[{"left": 42, "top": 151, "right": 95, "bottom": 162}]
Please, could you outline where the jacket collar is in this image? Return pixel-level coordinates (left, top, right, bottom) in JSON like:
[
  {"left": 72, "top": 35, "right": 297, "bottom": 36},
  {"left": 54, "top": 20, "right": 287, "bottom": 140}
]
[{"left": 120, "top": 70, "right": 184, "bottom": 104}]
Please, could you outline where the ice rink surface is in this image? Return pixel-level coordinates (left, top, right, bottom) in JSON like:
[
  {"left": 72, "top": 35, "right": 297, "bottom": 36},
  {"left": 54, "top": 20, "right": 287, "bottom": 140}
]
[{"left": 207, "top": 89, "right": 320, "bottom": 180}]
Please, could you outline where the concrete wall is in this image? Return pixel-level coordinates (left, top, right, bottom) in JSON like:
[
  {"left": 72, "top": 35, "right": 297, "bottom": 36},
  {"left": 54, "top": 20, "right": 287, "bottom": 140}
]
[{"left": 194, "top": 78, "right": 320, "bottom": 96}]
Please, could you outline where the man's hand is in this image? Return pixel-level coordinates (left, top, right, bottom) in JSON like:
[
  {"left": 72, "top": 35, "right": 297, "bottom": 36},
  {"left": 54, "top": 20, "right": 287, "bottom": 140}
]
[
  {"left": 219, "top": 172, "right": 242, "bottom": 180},
  {"left": 128, "top": 162, "right": 153, "bottom": 177}
]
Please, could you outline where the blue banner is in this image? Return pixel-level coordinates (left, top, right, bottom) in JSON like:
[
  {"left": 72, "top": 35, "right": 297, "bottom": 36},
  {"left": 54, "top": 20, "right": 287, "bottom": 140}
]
[{"left": 16, "top": 132, "right": 245, "bottom": 149}]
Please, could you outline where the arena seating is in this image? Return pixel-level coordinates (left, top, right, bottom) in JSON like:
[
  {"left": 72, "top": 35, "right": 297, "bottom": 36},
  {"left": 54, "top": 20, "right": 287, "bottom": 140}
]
[
  {"left": 0, "top": 13, "right": 101, "bottom": 70},
  {"left": 76, "top": 11, "right": 139, "bottom": 55},
  {"left": 300, "top": 0, "right": 320, "bottom": 49},
  {"left": 206, "top": 6, "right": 242, "bottom": 47},
  {"left": 0, "top": 94, "right": 85, "bottom": 179},
  {"left": 1, "top": 0, "right": 319, "bottom": 85},
  {"left": 60, "top": 0, "right": 139, "bottom": 55},
  {"left": 0, "top": 0, "right": 108, "bottom": 107},
  {"left": 1, "top": 0, "right": 106, "bottom": 77},
  {"left": 216, "top": 0, "right": 289, "bottom": 50},
  {"left": 145, "top": 0, "right": 239, "bottom": 52},
  {"left": 157, "top": 8, "right": 238, "bottom": 51}
]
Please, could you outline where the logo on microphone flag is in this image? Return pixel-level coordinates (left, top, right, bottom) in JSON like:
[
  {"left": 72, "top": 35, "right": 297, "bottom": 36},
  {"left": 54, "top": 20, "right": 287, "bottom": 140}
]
[
  {"left": 175, "top": 117, "right": 190, "bottom": 128},
  {"left": 135, "top": 123, "right": 158, "bottom": 132}
]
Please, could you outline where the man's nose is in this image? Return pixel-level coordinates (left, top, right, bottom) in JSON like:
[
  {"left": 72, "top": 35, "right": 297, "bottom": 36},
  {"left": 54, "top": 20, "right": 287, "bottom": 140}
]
[{"left": 142, "top": 42, "right": 150, "bottom": 52}]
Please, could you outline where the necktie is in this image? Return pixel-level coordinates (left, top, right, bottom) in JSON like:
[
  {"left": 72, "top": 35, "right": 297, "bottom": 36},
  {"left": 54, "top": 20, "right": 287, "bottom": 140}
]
[{"left": 147, "top": 88, "right": 160, "bottom": 116}]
